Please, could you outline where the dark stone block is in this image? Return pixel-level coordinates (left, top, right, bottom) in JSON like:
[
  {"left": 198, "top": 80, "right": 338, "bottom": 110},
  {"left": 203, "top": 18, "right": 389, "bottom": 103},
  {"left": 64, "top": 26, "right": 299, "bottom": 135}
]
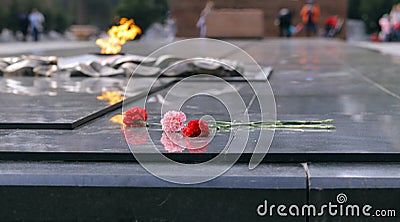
[
  {"left": 0, "top": 186, "right": 306, "bottom": 222},
  {"left": 0, "top": 162, "right": 306, "bottom": 222},
  {"left": 308, "top": 163, "right": 400, "bottom": 222}
]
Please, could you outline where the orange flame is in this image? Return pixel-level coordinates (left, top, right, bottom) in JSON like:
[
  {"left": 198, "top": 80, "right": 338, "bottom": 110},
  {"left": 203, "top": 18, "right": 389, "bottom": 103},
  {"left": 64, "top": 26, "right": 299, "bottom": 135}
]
[
  {"left": 97, "top": 91, "right": 125, "bottom": 105},
  {"left": 96, "top": 18, "right": 142, "bottom": 54}
]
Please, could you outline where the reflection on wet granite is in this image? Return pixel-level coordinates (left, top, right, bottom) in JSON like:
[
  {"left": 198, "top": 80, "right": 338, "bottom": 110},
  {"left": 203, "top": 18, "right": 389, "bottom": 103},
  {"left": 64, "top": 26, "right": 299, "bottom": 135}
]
[
  {"left": 3, "top": 106, "right": 400, "bottom": 162},
  {"left": 0, "top": 77, "right": 126, "bottom": 96},
  {"left": 1, "top": 70, "right": 399, "bottom": 162},
  {"left": 2, "top": 78, "right": 400, "bottom": 163},
  {"left": 158, "top": 131, "right": 212, "bottom": 154},
  {"left": 123, "top": 127, "right": 149, "bottom": 146},
  {"left": 0, "top": 77, "right": 173, "bottom": 128},
  {"left": 0, "top": 72, "right": 263, "bottom": 130},
  {"left": 130, "top": 81, "right": 254, "bottom": 117}
]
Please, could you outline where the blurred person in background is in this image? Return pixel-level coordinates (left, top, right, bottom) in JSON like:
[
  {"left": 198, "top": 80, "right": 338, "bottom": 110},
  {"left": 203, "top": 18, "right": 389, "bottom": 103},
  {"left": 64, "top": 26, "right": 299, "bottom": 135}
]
[
  {"left": 324, "top": 15, "right": 338, "bottom": 37},
  {"left": 29, "top": 8, "right": 45, "bottom": 42},
  {"left": 18, "top": 11, "right": 30, "bottom": 41},
  {"left": 300, "top": 0, "right": 320, "bottom": 36},
  {"left": 166, "top": 15, "right": 177, "bottom": 42},
  {"left": 390, "top": 4, "right": 400, "bottom": 41},
  {"left": 196, "top": 1, "right": 214, "bottom": 38},
  {"left": 379, "top": 14, "right": 391, "bottom": 42},
  {"left": 278, "top": 8, "right": 292, "bottom": 38}
]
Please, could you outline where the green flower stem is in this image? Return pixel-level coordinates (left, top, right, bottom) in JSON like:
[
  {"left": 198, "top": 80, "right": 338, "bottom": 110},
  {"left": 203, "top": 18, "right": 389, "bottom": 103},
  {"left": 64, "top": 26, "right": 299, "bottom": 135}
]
[
  {"left": 259, "top": 124, "right": 336, "bottom": 129},
  {"left": 216, "top": 119, "right": 333, "bottom": 126},
  {"left": 215, "top": 119, "right": 335, "bottom": 129},
  {"left": 144, "top": 119, "right": 335, "bottom": 130},
  {"left": 145, "top": 122, "right": 162, "bottom": 127},
  {"left": 251, "top": 119, "right": 334, "bottom": 125}
]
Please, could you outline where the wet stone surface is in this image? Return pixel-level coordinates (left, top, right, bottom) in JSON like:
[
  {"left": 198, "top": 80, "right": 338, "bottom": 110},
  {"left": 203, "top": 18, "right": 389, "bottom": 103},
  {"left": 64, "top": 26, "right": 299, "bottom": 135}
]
[
  {"left": 0, "top": 39, "right": 400, "bottom": 163},
  {"left": 0, "top": 77, "right": 173, "bottom": 129},
  {"left": 1, "top": 39, "right": 400, "bottom": 222}
]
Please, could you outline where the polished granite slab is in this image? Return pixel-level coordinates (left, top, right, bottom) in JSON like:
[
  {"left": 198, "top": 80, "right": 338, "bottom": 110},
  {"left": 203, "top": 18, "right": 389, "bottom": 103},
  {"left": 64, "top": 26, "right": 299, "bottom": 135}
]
[
  {"left": 0, "top": 77, "right": 123, "bottom": 129},
  {"left": 0, "top": 77, "right": 173, "bottom": 129},
  {"left": 0, "top": 39, "right": 400, "bottom": 221},
  {"left": 0, "top": 50, "right": 271, "bottom": 130},
  {"left": 0, "top": 81, "right": 260, "bottom": 160},
  {"left": 1, "top": 39, "right": 400, "bottom": 163},
  {"left": 1, "top": 80, "right": 400, "bottom": 162}
]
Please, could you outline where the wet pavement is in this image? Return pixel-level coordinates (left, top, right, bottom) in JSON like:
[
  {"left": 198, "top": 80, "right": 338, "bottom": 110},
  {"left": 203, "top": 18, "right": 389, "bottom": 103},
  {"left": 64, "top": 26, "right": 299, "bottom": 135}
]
[
  {"left": 2, "top": 39, "right": 400, "bottom": 161},
  {"left": 0, "top": 38, "right": 400, "bottom": 221},
  {"left": 356, "top": 41, "right": 400, "bottom": 57}
]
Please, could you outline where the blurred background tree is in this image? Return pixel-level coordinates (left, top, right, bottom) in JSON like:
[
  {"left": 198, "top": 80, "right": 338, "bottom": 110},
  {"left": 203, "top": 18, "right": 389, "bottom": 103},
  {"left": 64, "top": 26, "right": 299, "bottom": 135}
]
[
  {"left": 72, "top": 0, "right": 121, "bottom": 28},
  {"left": 3, "top": 0, "right": 396, "bottom": 37},
  {"left": 0, "top": 0, "right": 71, "bottom": 33},
  {"left": 348, "top": 0, "right": 398, "bottom": 34},
  {"left": 0, "top": 0, "right": 169, "bottom": 34}
]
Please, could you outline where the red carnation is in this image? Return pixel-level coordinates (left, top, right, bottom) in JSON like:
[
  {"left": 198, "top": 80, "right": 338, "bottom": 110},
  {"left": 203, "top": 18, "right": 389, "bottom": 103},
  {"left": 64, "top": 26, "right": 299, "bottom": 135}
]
[
  {"left": 123, "top": 107, "right": 148, "bottom": 127},
  {"left": 182, "top": 120, "right": 210, "bottom": 137}
]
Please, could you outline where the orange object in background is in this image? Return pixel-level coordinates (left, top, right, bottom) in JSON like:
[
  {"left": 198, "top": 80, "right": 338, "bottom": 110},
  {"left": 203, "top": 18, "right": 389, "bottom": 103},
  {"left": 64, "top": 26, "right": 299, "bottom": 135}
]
[{"left": 300, "top": 3, "right": 320, "bottom": 24}]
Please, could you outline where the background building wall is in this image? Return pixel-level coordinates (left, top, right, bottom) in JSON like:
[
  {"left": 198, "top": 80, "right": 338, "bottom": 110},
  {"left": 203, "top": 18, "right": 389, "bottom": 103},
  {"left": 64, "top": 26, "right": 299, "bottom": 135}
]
[{"left": 169, "top": 0, "right": 347, "bottom": 39}]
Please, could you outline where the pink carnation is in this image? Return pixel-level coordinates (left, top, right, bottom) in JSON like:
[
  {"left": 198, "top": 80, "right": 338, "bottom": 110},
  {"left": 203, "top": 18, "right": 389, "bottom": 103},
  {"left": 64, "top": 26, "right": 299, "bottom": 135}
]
[
  {"left": 160, "top": 110, "right": 186, "bottom": 132},
  {"left": 161, "top": 133, "right": 185, "bottom": 153}
]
